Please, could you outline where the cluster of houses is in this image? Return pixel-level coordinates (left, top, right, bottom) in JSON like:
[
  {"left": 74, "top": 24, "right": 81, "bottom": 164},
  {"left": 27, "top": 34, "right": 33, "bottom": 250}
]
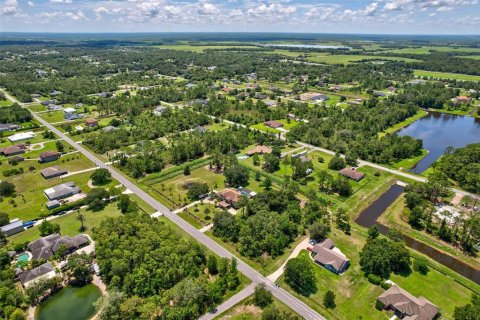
[
  {"left": 215, "top": 187, "right": 257, "bottom": 210},
  {"left": 44, "top": 181, "right": 81, "bottom": 209},
  {"left": 11, "top": 233, "right": 92, "bottom": 288}
]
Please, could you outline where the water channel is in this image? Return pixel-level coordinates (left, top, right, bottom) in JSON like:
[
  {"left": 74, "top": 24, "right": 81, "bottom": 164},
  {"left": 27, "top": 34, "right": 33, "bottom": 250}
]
[{"left": 355, "top": 184, "right": 480, "bottom": 284}]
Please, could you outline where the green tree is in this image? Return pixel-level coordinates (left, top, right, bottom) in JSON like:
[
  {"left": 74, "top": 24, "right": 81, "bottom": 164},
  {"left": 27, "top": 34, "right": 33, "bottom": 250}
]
[
  {"left": 86, "top": 188, "right": 110, "bottom": 211},
  {"left": 0, "top": 212, "right": 9, "bottom": 227},
  {"left": 262, "top": 154, "right": 280, "bottom": 173},
  {"left": 207, "top": 255, "right": 218, "bottom": 275},
  {"left": 224, "top": 165, "right": 249, "bottom": 187},
  {"left": 183, "top": 165, "right": 191, "bottom": 175},
  {"left": 116, "top": 194, "right": 137, "bottom": 214},
  {"left": 91, "top": 168, "right": 112, "bottom": 186},
  {"left": 284, "top": 256, "right": 317, "bottom": 296},
  {"left": 368, "top": 225, "right": 380, "bottom": 240},
  {"left": 328, "top": 156, "right": 346, "bottom": 170},
  {"left": 323, "top": 290, "right": 336, "bottom": 309},
  {"left": 262, "top": 176, "right": 272, "bottom": 190},
  {"left": 253, "top": 283, "right": 273, "bottom": 308},
  {"left": 38, "top": 220, "right": 60, "bottom": 236},
  {"left": 0, "top": 181, "right": 15, "bottom": 197},
  {"left": 55, "top": 140, "right": 65, "bottom": 152},
  {"left": 67, "top": 253, "right": 93, "bottom": 285},
  {"left": 308, "top": 222, "right": 330, "bottom": 242}
]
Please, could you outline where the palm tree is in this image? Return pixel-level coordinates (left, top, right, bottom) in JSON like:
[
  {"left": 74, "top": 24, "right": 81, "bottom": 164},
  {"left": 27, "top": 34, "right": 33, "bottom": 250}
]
[{"left": 77, "top": 209, "right": 85, "bottom": 232}]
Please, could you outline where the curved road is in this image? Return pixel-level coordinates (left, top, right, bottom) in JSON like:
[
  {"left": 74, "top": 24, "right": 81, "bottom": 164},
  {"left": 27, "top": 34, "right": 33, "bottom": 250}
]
[{"left": 2, "top": 90, "right": 325, "bottom": 319}]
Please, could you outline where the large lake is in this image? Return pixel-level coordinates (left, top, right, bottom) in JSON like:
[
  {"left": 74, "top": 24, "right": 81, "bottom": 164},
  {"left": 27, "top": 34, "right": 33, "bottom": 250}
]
[
  {"left": 397, "top": 112, "right": 480, "bottom": 173},
  {"left": 35, "top": 284, "right": 101, "bottom": 320}
]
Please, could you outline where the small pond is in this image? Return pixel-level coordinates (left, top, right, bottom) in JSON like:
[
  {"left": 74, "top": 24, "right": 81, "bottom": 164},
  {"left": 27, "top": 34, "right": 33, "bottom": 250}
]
[
  {"left": 35, "top": 284, "right": 101, "bottom": 320},
  {"left": 397, "top": 111, "right": 480, "bottom": 173}
]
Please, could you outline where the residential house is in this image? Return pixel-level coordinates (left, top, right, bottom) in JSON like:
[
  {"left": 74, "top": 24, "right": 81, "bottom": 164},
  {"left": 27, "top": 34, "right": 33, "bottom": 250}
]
[
  {"left": 264, "top": 120, "right": 283, "bottom": 129},
  {"left": 223, "top": 87, "right": 232, "bottom": 93},
  {"left": 44, "top": 181, "right": 81, "bottom": 201},
  {"left": 63, "top": 107, "right": 76, "bottom": 113},
  {"left": 0, "top": 124, "right": 20, "bottom": 132},
  {"left": 39, "top": 151, "right": 61, "bottom": 163},
  {"left": 46, "top": 200, "right": 60, "bottom": 210},
  {"left": 8, "top": 156, "right": 24, "bottom": 164},
  {"left": 0, "top": 145, "right": 26, "bottom": 157},
  {"left": 373, "top": 91, "right": 386, "bottom": 97},
  {"left": 377, "top": 285, "right": 440, "bottom": 320},
  {"left": 216, "top": 188, "right": 243, "bottom": 209},
  {"left": 0, "top": 219, "right": 24, "bottom": 236},
  {"left": 264, "top": 100, "right": 277, "bottom": 107},
  {"left": 299, "top": 92, "right": 329, "bottom": 102},
  {"left": 455, "top": 96, "right": 472, "bottom": 104},
  {"left": 50, "top": 90, "right": 62, "bottom": 96},
  {"left": 28, "top": 233, "right": 89, "bottom": 260},
  {"left": 85, "top": 118, "right": 98, "bottom": 127},
  {"left": 18, "top": 262, "right": 56, "bottom": 288},
  {"left": 47, "top": 104, "right": 63, "bottom": 111},
  {"left": 245, "top": 145, "right": 272, "bottom": 156},
  {"left": 310, "top": 238, "right": 350, "bottom": 274},
  {"left": 153, "top": 105, "right": 167, "bottom": 116},
  {"left": 8, "top": 132, "right": 35, "bottom": 143},
  {"left": 387, "top": 86, "right": 396, "bottom": 92},
  {"left": 339, "top": 167, "right": 365, "bottom": 182},
  {"left": 40, "top": 100, "right": 54, "bottom": 106},
  {"left": 41, "top": 166, "right": 68, "bottom": 179},
  {"left": 64, "top": 112, "right": 82, "bottom": 121},
  {"left": 102, "top": 125, "right": 118, "bottom": 132},
  {"left": 255, "top": 93, "right": 267, "bottom": 100}
]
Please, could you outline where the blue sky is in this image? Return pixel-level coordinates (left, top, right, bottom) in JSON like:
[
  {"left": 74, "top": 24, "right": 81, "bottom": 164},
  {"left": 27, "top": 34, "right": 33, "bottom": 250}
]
[{"left": 0, "top": 0, "right": 479, "bottom": 34}]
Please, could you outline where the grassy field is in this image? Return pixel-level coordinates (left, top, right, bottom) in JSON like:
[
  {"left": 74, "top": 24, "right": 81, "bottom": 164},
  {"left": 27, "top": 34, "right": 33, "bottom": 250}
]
[
  {"left": 461, "top": 55, "right": 480, "bottom": 60},
  {"left": 277, "top": 224, "right": 477, "bottom": 320},
  {"left": 7, "top": 203, "right": 122, "bottom": 245},
  {"left": 384, "top": 46, "right": 480, "bottom": 55},
  {"left": 38, "top": 110, "right": 66, "bottom": 123},
  {"left": 155, "top": 44, "right": 258, "bottom": 52},
  {"left": 392, "top": 149, "right": 428, "bottom": 170},
  {"left": 378, "top": 109, "right": 429, "bottom": 138},
  {"left": 307, "top": 54, "right": 420, "bottom": 64},
  {"left": 178, "top": 202, "right": 217, "bottom": 229},
  {"left": 0, "top": 164, "right": 113, "bottom": 221},
  {"left": 0, "top": 99, "right": 13, "bottom": 107},
  {"left": 217, "top": 296, "right": 299, "bottom": 320},
  {"left": 414, "top": 70, "right": 480, "bottom": 81},
  {"left": 250, "top": 123, "right": 281, "bottom": 134}
]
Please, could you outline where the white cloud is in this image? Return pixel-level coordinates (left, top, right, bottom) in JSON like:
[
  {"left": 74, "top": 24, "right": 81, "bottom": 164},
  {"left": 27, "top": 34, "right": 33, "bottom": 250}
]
[
  {"left": 1, "top": 0, "right": 19, "bottom": 16},
  {"left": 247, "top": 3, "right": 296, "bottom": 17},
  {"left": 305, "top": 6, "right": 335, "bottom": 20},
  {"left": 50, "top": 0, "right": 73, "bottom": 4},
  {"left": 197, "top": 1, "right": 220, "bottom": 15},
  {"left": 27, "top": 1, "right": 34, "bottom": 7}
]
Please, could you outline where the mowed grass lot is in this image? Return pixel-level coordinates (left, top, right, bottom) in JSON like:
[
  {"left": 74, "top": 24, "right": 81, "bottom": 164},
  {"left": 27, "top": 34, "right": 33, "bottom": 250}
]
[
  {"left": 178, "top": 202, "right": 218, "bottom": 229},
  {"left": 7, "top": 203, "right": 122, "bottom": 245},
  {"left": 0, "top": 156, "right": 105, "bottom": 221},
  {"left": 414, "top": 70, "right": 480, "bottom": 81},
  {"left": 250, "top": 123, "right": 281, "bottom": 134},
  {"left": 384, "top": 46, "right": 480, "bottom": 54},
  {"left": 218, "top": 296, "right": 299, "bottom": 320},
  {"left": 307, "top": 54, "right": 420, "bottom": 64},
  {"left": 155, "top": 44, "right": 258, "bottom": 52},
  {"left": 277, "top": 225, "right": 477, "bottom": 320},
  {"left": 38, "top": 110, "right": 65, "bottom": 123}
]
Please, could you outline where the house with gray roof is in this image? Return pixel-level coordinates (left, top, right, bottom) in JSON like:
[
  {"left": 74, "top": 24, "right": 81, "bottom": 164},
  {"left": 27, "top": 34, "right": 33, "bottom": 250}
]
[
  {"left": 0, "top": 219, "right": 24, "bottom": 236},
  {"left": 311, "top": 238, "right": 350, "bottom": 274},
  {"left": 377, "top": 285, "right": 439, "bottom": 320},
  {"left": 41, "top": 166, "right": 68, "bottom": 179},
  {"left": 44, "top": 182, "right": 80, "bottom": 201},
  {"left": 18, "top": 262, "right": 56, "bottom": 288},
  {"left": 28, "top": 233, "right": 89, "bottom": 260}
]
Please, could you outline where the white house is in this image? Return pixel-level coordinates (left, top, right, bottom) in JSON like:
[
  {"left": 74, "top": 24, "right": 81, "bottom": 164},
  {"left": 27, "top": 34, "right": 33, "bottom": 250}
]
[{"left": 8, "top": 131, "right": 35, "bottom": 142}]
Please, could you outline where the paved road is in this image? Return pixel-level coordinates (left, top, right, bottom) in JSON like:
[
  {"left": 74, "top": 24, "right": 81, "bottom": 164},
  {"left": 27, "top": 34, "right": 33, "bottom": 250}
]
[
  {"left": 199, "top": 284, "right": 256, "bottom": 320},
  {"left": 2, "top": 90, "right": 325, "bottom": 319}
]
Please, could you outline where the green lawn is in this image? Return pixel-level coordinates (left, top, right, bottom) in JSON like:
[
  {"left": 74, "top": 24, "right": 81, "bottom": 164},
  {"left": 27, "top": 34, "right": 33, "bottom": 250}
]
[
  {"left": 307, "top": 54, "right": 420, "bottom": 64},
  {"left": 7, "top": 203, "right": 122, "bottom": 245},
  {"left": 217, "top": 296, "right": 299, "bottom": 320},
  {"left": 0, "top": 129, "right": 54, "bottom": 148},
  {"left": 0, "top": 167, "right": 113, "bottom": 221},
  {"left": 392, "top": 149, "right": 428, "bottom": 170},
  {"left": 414, "top": 70, "right": 480, "bottom": 81},
  {"left": 385, "top": 46, "right": 480, "bottom": 55},
  {"left": 378, "top": 109, "right": 429, "bottom": 138},
  {"left": 38, "top": 110, "right": 66, "bottom": 123},
  {"left": 155, "top": 44, "right": 258, "bottom": 52},
  {"left": 276, "top": 119, "right": 299, "bottom": 130},
  {"left": 250, "top": 123, "right": 281, "bottom": 134},
  {"left": 178, "top": 202, "right": 217, "bottom": 229},
  {"left": 277, "top": 224, "right": 477, "bottom": 320},
  {"left": 205, "top": 122, "right": 230, "bottom": 131},
  {"left": 27, "top": 104, "right": 47, "bottom": 112},
  {"left": 0, "top": 99, "right": 13, "bottom": 107}
]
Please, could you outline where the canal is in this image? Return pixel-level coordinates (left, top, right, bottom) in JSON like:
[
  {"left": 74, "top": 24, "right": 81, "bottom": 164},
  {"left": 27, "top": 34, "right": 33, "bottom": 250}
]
[
  {"left": 397, "top": 111, "right": 480, "bottom": 174},
  {"left": 355, "top": 184, "right": 480, "bottom": 285},
  {"left": 35, "top": 284, "right": 101, "bottom": 320}
]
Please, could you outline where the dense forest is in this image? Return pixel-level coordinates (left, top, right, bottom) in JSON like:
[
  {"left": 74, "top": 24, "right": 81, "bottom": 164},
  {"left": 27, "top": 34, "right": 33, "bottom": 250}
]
[{"left": 94, "top": 213, "right": 241, "bottom": 319}]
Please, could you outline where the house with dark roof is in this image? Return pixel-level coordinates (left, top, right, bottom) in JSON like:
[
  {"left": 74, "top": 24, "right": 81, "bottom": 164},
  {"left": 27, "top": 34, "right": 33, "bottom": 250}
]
[
  {"left": 0, "top": 219, "right": 24, "bottom": 236},
  {"left": 264, "top": 120, "right": 283, "bottom": 129},
  {"left": 377, "top": 285, "right": 440, "bottom": 320},
  {"left": 41, "top": 166, "right": 68, "bottom": 179},
  {"left": 18, "top": 262, "right": 56, "bottom": 288},
  {"left": 44, "top": 182, "right": 81, "bottom": 201},
  {"left": 39, "top": 150, "right": 61, "bottom": 163},
  {"left": 0, "top": 124, "right": 20, "bottom": 132},
  {"left": 310, "top": 238, "right": 350, "bottom": 274},
  {"left": 28, "top": 233, "right": 89, "bottom": 260},
  {"left": 0, "top": 145, "right": 26, "bottom": 157},
  {"left": 8, "top": 156, "right": 24, "bottom": 164},
  {"left": 339, "top": 167, "right": 365, "bottom": 182}
]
